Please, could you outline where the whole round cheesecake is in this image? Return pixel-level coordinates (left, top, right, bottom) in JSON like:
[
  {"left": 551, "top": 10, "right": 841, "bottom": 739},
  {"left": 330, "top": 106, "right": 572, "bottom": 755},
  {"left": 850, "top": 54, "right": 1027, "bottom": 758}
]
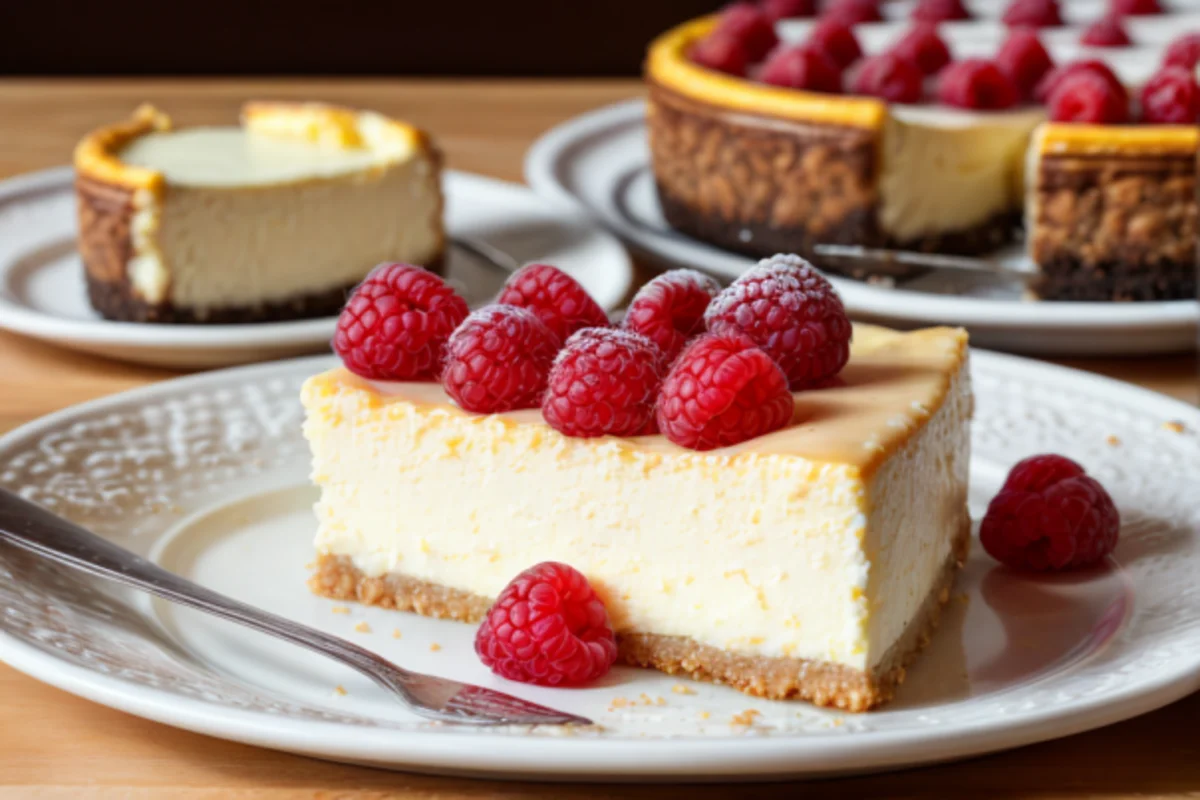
[
  {"left": 645, "top": 0, "right": 1200, "bottom": 301},
  {"left": 74, "top": 102, "right": 445, "bottom": 323}
]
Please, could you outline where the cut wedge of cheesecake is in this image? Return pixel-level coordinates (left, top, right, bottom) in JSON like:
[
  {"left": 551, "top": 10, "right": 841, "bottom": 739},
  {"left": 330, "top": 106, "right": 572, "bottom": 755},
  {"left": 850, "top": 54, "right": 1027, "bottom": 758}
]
[
  {"left": 74, "top": 102, "right": 444, "bottom": 323},
  {"left": 301, "top": 323, "right": 972, "bottom": 711}
]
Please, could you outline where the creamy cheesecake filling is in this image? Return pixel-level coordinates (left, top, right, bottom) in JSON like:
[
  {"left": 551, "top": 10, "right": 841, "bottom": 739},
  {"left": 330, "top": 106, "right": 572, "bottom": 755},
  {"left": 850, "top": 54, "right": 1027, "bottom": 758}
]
[{"left": 301, "top": 326, "right": 970, "bottom": 672}]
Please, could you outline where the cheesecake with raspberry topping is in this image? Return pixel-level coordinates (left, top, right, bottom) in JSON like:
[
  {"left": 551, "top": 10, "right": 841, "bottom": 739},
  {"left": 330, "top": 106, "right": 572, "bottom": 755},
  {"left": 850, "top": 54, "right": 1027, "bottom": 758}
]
[
  {"left": 302, "top": 322, "right": 972, "bottom": 711},
  {"left": 74, "top": 102, "right": 444, "bottom": 323}
]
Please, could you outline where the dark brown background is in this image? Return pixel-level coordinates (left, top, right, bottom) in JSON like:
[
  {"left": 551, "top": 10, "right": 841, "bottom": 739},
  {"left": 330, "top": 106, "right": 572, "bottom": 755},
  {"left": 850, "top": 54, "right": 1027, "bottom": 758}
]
[{"left": 2, "top": 0, "right": 727, "bottom": 76}]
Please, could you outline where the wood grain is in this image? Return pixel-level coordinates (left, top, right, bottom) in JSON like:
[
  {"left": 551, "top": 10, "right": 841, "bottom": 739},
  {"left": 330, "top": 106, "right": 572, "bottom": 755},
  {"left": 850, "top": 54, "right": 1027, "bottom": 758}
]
[{"left": 0, "top": 79, "right": 1196, "bottom": 797}]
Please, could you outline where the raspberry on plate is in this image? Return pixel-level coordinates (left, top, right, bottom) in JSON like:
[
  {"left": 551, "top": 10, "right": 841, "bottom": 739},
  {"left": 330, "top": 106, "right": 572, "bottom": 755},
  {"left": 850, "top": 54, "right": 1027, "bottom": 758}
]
[
  {"left": 762, "top": 0, "right": 816, "bottom": 20},
  {"left": 1081, "top": 15, "right": 1131, "bottom": 47},
  {"left": 759, "top": 45, "right": 844, "bottom": 92},
  {"left": 714, "top": 2, "right": 780, "bottom": 62},
  {"left": 851, "top": 52, "right": 925, "bottom": 103},
  {"left": 1003, "top": 0, "right": 1064, "bottom": 27},
  {"left": 475, "top": 561, "right": 618, "bottom": 687},
  {"left": 1139, "top": 67, "right": 1200, "bottom": 124},
  {"left": 656, "top": 333, "right": 795, "bottom": 451},
  {"left": 807, "top": 18, "right": 863, "bottom": 69},
  {"left": 690, "top": 33, "right": 751, "bottom": 76},
  {"left": 1163, "top": 33, "right": 1200, "bottom": 71},
  {"left": 937, "top": 59, "right": 1020, "bottom": 110},
  {"left": 442, "top": 305, "right": 560, "bottom": 414},
  {"left": 891, "top": 23, "right": 952, "bottom": 76},
  {"left": 980, "top": 454, "right": 1120, "bottom": 571},
  {"left": 1048, "top": 70, "right": 1131, "bottom": 123},
  {"left": 1111, "top": 0, "right": 1161, "bottom": 14},
  {"left": 542, "top": 328, "right": 665, "bottom": 438},
  {"left": 704, "top": 254, "right": 851, "bottom": 389},
  {"left": 912, "top": 0, "right": 971, "bottom": 22},
  {"left": 1034, "top": 59, "right": 1126, "bottom": 104},
  {"left": 497, "top": 263, "right": 609, "bottom": 344},
  {"left": 995, "top": 29, "right": 1055, "bottom": 98},
  {"left": 623, "top": 269, "right": 721, "bottom": 363},
  {"left": 822, "top": 0, "right": 883, "bottom": 24},
  {"left": 333, "top": 263, "right": 469, "bottom": 381}
]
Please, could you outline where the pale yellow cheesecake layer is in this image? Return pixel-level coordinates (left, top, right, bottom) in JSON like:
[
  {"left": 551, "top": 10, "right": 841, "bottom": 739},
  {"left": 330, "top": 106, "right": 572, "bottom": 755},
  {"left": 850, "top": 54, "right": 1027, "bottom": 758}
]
[{"left": 301, "top": 325, "right": 971, "bottom": 672}]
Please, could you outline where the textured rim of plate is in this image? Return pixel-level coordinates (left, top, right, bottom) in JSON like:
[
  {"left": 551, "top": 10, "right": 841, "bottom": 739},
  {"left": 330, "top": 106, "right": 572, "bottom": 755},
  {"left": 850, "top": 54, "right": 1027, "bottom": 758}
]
[
  {"left": 0, "top": 352, "right": 1197, "bottom": 779},
  {"left": 0, "top": 166, "right": 634, "bottom": 351},
  {"left": 523, "top": 99, "right": 1198, "bottom": 332}
]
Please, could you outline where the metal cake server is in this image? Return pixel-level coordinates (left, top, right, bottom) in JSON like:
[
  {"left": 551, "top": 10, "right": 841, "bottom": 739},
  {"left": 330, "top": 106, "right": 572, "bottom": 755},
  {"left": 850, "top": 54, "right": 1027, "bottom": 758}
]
[
  {"left": 813, "top": 243, "right": 1036, "bottom": 283},
  {"left": 0, "top": 488, "right": 589, "bottom": 727}
]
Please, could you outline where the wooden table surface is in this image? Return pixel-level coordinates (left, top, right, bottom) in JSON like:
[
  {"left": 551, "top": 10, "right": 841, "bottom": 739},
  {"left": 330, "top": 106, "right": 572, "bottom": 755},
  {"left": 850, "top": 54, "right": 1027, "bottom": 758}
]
[{"left": 0, "top": 79, "right": 1196, "bottom": 798}]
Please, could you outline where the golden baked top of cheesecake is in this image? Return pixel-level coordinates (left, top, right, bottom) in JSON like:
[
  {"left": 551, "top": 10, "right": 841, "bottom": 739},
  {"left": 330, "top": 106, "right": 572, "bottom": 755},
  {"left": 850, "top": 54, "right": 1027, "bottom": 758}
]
[
  {"left": 304, "top": 323, "right": 968, "bottom": 478},
  {"left": 1034, "top": 121, "right": 1200, "bottom": 156},
  {"left": 74, "top": 101, "right": 437, "bottom": 196}
]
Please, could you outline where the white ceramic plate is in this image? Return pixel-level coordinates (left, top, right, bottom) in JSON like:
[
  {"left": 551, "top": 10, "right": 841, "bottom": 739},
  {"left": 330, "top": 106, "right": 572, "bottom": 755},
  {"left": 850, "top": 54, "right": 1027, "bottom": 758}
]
[
  {"left": 0, "top": 167, "right": 633, "bottom": 369},
  {"left": 0, "top": 353, "right": 1198, "bottom": 779},
  {"left": 523, "top": 100, "right": 1199, "bottom": 356}
]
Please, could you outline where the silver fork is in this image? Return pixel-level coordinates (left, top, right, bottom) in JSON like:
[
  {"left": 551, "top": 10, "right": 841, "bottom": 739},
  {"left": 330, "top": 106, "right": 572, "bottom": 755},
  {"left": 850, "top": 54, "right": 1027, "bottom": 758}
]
[{"left": 0, "top": 489, "right": 590, "bottom": 727}]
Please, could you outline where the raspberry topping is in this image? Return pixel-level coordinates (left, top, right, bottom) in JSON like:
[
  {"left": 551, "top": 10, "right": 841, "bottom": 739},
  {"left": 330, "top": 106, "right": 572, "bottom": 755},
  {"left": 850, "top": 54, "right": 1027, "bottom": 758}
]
[
  {"left": 690, "top": 33, "right": 750, "bottom": 76},
  {"left": 1034, "top": 59, "right": 1125, "bottom": 103},
  {"left": 759, "top": 45, "right": 843, "bottom": 92},
  {"left": 542, "top": 328, "right": 665, "bottom": 438},
  {"left": 475, "top": 562, "right": 618, "bottom": 687},
  {"left": 1139, "top": 67, "right": 1200, "bottom": 124},
  {"left": 995, "top": 29, "right": 1055, "bottom": 98},
  {"left": 1047, "top": 70, "right": 1131, "bottom": 123},
  {"left": 1081, "top": 15, "right": 1131, "bottom": 47},
  {"left": 851, "top": 52, "right": 924, "bottom": 102},
  {"left": 937, "top": 59, "right": 1020, "bottom": 110},
  {"left": 807, "top": 18, "right": 864, "bottom": 69},
  {"left": 656, "top": 333, "right": 795, "bottom": 451},
  {"left": 623, "top": 269, "right": 721, "bottom": 363},
  {"left": 891, "top": 23, "right": 952, "bottom": 76},
  {"left": 822, "top": 0, "right": 883, "bottom": 24},
  {"left": 497, "top": 263, "right": 609, "bottom": 345},
  {"left": 762, "top": 0, "right": 817, "bottom": 20},
  {"left": 1163, "top": 33, "right": 1200, "bottom": 71},
  {"left": 704, "top": 254, "right": 851, "bottom": 388},
  {"left": 1111, "top": 0, "right": 1161, "bottom": 14},
  {"left": 441, "top": 305, "right": 560, "bottom": 413},
  {"left": 980, "top": 454, "right": 1120, "bottom": 571},
  {"left": 714, "top": 2, "right": 780, "bottom": 62},
  {"left": 333, "top": 263, "right": 468, "bottom": 381},
  {"left": 912, "top": 0, "right": 971, "bottom": 22},
  {"left": 1003, "top": 0, "right": 1064, "bottom": 27}
]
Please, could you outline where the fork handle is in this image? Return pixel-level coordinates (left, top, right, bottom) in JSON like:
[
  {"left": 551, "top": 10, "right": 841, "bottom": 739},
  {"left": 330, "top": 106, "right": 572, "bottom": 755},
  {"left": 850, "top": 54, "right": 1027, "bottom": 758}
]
[{"left": 0, "top": 489, "right": 401, "bottom": 683}]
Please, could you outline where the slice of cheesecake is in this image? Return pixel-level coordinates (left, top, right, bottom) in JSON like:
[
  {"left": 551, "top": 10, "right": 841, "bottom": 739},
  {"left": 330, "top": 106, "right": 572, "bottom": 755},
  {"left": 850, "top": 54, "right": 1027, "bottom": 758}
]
[
  {"left": 301, "top": 323, "right": 972, "bottom": 711},
  {"left": 74, "top": 102, "right": 444, "bottom": 323}
]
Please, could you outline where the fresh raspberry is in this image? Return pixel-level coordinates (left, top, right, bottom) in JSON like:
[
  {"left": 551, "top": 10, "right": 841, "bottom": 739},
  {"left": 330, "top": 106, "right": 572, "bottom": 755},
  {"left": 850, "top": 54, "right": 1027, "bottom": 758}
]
[
  {"left": 980, "top": 454, "right": 1120, "bottom": 571},
  {"left": 623, "top": 269, "right": 721, "bottom": 363},
  {"left": 656, "top": 333, "right": 795, "bottom": 451},
  {"left": 912, "top": 0, "right": 971, "bottom": 22},
  {"left": 822, "top": 0, "right": 883, "bottom": 24},
  {"left": 1140, "top": 66, "right": 1200, "bottom": 124},
  {"left": 1163, "top": 33, "right": 1200, "bottom": 71},
  {"left": 542, "top": 328, "right": 665, "bottom": 438},
  {"left": 690, "top": 33, "right": 751, "bottom": 76},
  {"left": 714, "top": 2, "right": 780, "bottom": 61},
  {"left": 1003, "top": 0, "right": 1064, "bottom": 27},
  {"left": 1048, "top": 70, "right": 1131, "bottom": 122},
  {"left": 891, "top": 24, "right": 952, "bottom": 76},
  {"left": 1112, "top": 0, "right": 1161, "bottom": 14},
  {"left": 995, "top": 29, "right": 1055, "bottom": 98},
  {"left": 759, "top": 45, "right": 844, "bottom": 92},
  {"left": 704, "top": 254, "right": 851, "bottom": 388},
  {"left": 441, "top": 305, "right": 559, "bottom": 413},
  {"left": 852, "top": 52, "right": 925, "bottom": 102},
  {"left": 1034, "top": 59, "right": 1126, "bottom": 103},
  {"left": 762, "top": 0, "right": 816, "bottom": 20},
  {"left": 1081, "top": 15, "right": 1131, "bottom": 47},
  {"left": 333, "top": 263, "right": 468, "bottom": 381},
  {"left": 496, "top": 263, "right": 609, "bottom": 345},
  {"left": 937, "top": 59, "right": 1020, "bottom": 109},
  {"left": 807, "top": 18, "right": 863, "bottom": 70},
  {"left": 475, "top": 562, "right": 618, "bottom": 687}
]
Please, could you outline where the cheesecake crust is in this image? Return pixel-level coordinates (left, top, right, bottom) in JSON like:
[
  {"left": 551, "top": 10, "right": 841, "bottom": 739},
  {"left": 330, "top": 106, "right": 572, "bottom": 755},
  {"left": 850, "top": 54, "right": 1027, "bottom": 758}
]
[{"left": 308, "top": 515, "right": 970, "bottom": 712}]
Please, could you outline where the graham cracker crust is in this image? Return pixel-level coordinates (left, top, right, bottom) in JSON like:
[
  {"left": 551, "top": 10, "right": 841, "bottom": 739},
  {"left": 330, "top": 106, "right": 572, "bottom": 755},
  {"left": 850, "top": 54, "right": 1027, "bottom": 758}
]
[{"left": 308, "top": 517, "right": 969, "bottom": 712}]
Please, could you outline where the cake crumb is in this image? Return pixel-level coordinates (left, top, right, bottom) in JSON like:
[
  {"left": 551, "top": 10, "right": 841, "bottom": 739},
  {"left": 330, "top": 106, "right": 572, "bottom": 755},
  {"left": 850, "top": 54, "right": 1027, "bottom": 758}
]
[
  {"left": 1164, "top": 420, "right": 1186, "bottom": 434},
  {"left": 832, "top": 718, "right": 844, "bottom": 727},
  {"left": 354, "top": 621, "right": 371, "bottom": 634},
  {"left": 1106, "top": 435, "right": 1121, "bottom": 446},
  {"left": 392, "top": 628, "right": 402, "bottom": 639},
  {"left": 610, "top": 696, "right": 631, "bottom": 709},
  {"left": 671, "top": 684, "right": 696, "bottom": 695},
  {"left": 331, "top": 606, "right": 351, "bottom": 615},
  {"left": 332, "top": 685, "right": 347, "bottom": 697},
  {"left": 699, "top": 711, "right": 711, "bottom": 720},
  {"left": 430, "top": 643, "right": 442, "bottom": 652},
  {"left": 731, "top": 709, "right": 761, "bottom": 727}
]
